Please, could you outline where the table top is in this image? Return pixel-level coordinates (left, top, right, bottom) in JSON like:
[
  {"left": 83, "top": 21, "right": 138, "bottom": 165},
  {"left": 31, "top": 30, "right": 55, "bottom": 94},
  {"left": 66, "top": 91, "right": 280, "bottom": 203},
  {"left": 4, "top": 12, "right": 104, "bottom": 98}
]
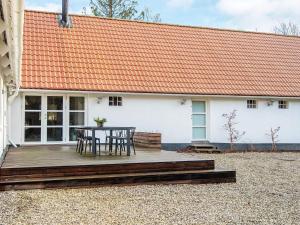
[{"left": 76, "top": 126, "right": 136, "bottom": 130}]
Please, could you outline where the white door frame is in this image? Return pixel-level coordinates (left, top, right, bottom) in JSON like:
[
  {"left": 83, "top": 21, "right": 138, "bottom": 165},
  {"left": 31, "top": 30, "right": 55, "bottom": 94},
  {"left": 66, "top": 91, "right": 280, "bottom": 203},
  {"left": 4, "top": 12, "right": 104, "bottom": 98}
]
[
  {"left": 65, "top": 94, "right": 87, "bottom": 143},
  {"left": 22, "top": 93, "right": 86, "bottom": 145},
  {"left": 44, "top": 94, "right": 65, "bottom": 144},
  {"left": 191, "top": 100, "right": 209, "bottom": 141}
]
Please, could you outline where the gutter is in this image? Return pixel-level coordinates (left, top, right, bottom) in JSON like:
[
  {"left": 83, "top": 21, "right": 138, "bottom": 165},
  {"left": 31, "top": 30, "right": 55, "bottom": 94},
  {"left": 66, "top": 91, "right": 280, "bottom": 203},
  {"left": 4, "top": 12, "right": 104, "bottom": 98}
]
[{"left": 18, "top": 88, "right": 300, "bottom": 100}]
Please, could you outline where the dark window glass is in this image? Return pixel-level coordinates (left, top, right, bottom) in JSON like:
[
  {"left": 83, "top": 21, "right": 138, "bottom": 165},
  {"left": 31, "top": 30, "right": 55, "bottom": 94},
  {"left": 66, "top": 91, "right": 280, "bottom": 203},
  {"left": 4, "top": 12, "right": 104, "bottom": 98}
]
[
  {"left": 109, "top": 96, "right": 122, "bottom": 106},
  {"left": 25, "top": 128, "right": 41, "bottom": 142},
  {"left": 25, "top": 112, "right": 41, "bottom": 126},
  {"left": 69, "top": 112, "right": 84, "bottom": 126},
  {"left": 247, "top": 100, "right": 257, "bottom": 109},
  {"left": 47, "top": 128, "right": 63, "bottom": 141},
  {"left": 47, "top": 112, "right": 63, "bottom": 125},
  {"left": 70, "top": 97, "right": 84, "bottom": 110},
  {"left": 278, "top": 100, "right": 288, "bottom": 109},
  {"left": 47, "top": 96, "right": 63, "bottom": 110},
  {"left": 25, "top": 96, "right": 41, "bottom": 110},
  {"left": 69, "top": 128, "right": 78, "bottom": 141}
]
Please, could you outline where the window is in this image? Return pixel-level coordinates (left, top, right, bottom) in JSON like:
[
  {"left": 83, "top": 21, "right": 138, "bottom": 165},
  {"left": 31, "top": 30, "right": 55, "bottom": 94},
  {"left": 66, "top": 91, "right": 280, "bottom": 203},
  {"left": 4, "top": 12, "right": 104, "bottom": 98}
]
[
  {"left": 247, "top": 100, "right": 257, "bottom": 109},
  {"left": 24, "top": 96, "right": 42, "bottom": 142},
  {"left": 46, "top": 96, "right": 64, "bottom": 142},
  {"left": 278, "top": 100, "right": 288, "bottom": 109},
  {"left": 69, "top": 97, "right": 85, "bottom": 141},
  {"left": 109, "top": 96, "right": 122, "bottom": 106},
  {"left": 192, "top": 101, "right": 206, "bottom": 140}
]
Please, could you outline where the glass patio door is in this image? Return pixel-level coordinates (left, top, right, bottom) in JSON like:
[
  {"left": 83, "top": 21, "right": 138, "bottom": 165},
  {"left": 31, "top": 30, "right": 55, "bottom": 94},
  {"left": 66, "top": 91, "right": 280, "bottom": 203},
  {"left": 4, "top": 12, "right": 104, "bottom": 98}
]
[
  {"left": 192, "top": 101, "right": 207, "bottom": 140},
  {"left": 68, "top": 96, "right": 85, "bottom": 142},
  {"left": 46, "top": 96, "right": 64, "bottom": 142},
  {"left": 24, "top": 96, "right": 42, "bottom": 142},
  {"left": 24, "top": 95, "right": 64, "bottom": 143}
]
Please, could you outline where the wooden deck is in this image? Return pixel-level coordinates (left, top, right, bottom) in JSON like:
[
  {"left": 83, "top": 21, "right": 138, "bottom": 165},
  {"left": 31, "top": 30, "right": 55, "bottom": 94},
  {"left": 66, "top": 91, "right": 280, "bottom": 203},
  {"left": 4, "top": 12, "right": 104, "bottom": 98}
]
[
  {"left": 0, "top": 145, "right": 236, "bottom": 191},
  {"left": 2, "top": 145, "right": 207, "bottom": 168}
]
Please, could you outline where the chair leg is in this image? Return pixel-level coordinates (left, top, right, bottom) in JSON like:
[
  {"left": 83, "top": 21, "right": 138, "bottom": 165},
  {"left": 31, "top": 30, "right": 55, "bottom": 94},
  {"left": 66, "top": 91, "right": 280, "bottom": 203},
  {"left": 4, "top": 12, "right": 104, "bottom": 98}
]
[
  {"left": 98, "top": 139, "right": 101, "bottom": 156},
  {"left": 79, "top": 139, "right": 83, "bottom": 154},
  {"left": 81, "top": 139, "right": 84, "bottom": 154},
  {"left": 132, "top": 140, "right": 136, "bottom": 155},
  {"left": 76, "top": 140, "right": 79, "bottom": 152},
  {"left": 84, "top": 139, "right": 88, "bottom": 154},
  {"left": 115, "top": 139, "right": 119, "bottom": 155},
  {"left": 120, "top": 140, "right": 122, "bottom": 156}
]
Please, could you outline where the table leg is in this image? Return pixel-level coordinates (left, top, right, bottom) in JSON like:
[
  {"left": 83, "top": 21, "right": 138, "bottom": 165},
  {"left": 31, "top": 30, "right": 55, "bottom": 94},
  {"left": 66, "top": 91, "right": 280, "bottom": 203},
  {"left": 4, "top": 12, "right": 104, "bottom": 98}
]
[
  {"left": 109, "top": 129, "right": 113, "bottom": 152},
  {"left": 92, "top": 129, "right": 96, "bottom": 155},
  {"left": 126, "top": 128, "right": 130, "bottom": 156}
]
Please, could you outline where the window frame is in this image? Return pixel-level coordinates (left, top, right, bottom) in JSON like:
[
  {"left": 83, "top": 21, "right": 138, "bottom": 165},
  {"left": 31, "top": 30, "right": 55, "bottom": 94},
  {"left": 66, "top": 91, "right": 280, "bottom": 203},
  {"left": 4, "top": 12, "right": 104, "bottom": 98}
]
[
  {"left": 68, "top": 96, "right": 86, "bottom": 142},
  {"left": 24, "top": 95, "right": 42, "bottom": 143},
  {"left": 109, "top": 96, "right": 122, "bottom": 106},
  {"left": 278, "top": 100, "right": 288, "bottom": 109},
  {"left": 247, "top": 99, "right": 257, "bottom": 109},
  {"left": 192, "top": 101, "right": 207, "bottom": 141}
]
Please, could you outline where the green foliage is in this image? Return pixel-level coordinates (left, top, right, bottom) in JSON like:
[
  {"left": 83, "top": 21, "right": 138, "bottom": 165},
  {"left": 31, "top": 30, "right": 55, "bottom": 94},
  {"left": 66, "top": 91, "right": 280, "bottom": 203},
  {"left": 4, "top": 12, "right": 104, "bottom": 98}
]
[
  {"left": 94, "top": 117, "right": 107, "bottom": 126},
  {"left": 87, "top": 0, "right": 161, "bottom": 22}
]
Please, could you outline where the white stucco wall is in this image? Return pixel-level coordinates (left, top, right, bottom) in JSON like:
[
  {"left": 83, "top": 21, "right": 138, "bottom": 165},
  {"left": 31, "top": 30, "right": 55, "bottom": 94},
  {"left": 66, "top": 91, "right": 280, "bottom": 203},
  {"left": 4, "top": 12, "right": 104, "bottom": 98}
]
[
  {"left": 0, "top": 76, "right": 5, "bottom": 156},
  {"left": 8, "top": 94, "right": 22, "bottom": 144},
  {"left": 8, "top": 92, "right": 300, "bottom": 145},
  {"left": 87, "top": 95, "right": 192, "bottom": 143},
  {"left": 209, "top": 98, "right": 300, "bottom": 144}
]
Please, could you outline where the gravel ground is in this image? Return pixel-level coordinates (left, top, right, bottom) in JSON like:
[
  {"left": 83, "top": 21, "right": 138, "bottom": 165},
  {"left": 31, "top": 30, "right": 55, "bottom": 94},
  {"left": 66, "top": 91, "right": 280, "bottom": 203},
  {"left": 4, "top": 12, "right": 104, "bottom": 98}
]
[{"left": 0, "top": 152, "right": 299, "bottom": 225}]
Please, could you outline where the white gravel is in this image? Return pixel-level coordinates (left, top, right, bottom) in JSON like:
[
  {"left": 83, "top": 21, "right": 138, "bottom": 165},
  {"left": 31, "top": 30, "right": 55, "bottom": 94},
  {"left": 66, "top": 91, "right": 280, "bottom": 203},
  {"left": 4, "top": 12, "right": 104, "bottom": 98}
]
[{"left": 0, "top": 152, "right": 299, "bottom": 225}]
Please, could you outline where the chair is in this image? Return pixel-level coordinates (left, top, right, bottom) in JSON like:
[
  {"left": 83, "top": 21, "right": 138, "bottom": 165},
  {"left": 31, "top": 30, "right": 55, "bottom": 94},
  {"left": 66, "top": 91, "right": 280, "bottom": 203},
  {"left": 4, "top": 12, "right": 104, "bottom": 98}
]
[
  {"left": 104, "top": 130, "right": 123, "bottom": 153},
  {"left": 115, "top": 128, "right": 136, "bottom": 155},
  {"left": 76, "top": 129, "right": 85, "bottom": 153},
  {"left": 76, "top": 129, "right": 101, "bottom": 155}
]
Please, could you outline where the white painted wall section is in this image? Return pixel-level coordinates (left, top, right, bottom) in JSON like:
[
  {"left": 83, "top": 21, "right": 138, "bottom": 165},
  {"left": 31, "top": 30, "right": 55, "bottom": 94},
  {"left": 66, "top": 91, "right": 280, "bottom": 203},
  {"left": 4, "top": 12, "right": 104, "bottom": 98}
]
[
  {"left": 9, "top": 94, "right": 22, "bottom": 144},
  {"left": 0, "top": 76, "right": 5, "bottom": 155},
  {"left": 209, "top": 98, "right": 300, "bottom": 144},
  {"left": 87, "top": 95, "right": 192, "bottom": 143}
]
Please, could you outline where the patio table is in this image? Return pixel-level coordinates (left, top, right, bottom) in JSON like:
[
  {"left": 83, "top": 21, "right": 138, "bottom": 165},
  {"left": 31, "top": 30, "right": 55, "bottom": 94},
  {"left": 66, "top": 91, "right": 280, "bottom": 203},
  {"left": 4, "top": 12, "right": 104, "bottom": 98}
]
[{"left": 76, "top": 126, "right": 136, "bottom": 156}]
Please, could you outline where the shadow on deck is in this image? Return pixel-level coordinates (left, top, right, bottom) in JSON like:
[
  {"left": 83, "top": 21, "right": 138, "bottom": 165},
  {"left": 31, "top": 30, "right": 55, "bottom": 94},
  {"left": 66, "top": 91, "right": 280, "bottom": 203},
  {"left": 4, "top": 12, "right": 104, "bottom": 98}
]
[{"left": 0, "top": 145, "right": 236, "bottom": 191}]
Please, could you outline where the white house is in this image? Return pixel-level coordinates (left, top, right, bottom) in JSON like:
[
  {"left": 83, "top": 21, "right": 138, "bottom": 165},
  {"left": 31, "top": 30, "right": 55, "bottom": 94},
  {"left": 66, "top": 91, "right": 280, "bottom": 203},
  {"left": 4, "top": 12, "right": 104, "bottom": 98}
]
[
  {"left": 7, "top": 9, "right": 300, "bottom": 153},
  {"left": 0, "top": 0, "right": 23, "bottom": 161}
]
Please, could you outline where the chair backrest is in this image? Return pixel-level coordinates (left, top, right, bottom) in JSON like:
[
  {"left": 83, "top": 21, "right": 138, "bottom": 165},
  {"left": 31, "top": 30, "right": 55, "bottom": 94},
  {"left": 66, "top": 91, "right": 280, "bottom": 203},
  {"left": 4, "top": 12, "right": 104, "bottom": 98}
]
[{"left": 116, "top": 130, "right": 125, "bottom": 137}]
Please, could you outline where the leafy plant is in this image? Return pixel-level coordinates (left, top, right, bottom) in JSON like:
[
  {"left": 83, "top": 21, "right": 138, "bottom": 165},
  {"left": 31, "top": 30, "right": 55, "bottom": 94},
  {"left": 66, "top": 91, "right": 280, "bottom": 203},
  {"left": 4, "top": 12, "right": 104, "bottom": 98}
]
[{"left": 94, "top": 117, "right": 107, "bottom": 126}]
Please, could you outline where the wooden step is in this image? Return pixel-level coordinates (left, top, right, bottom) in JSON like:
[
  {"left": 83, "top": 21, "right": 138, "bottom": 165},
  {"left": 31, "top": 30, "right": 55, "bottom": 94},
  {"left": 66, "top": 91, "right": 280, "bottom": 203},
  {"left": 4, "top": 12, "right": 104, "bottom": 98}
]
[
  {"left": 189, "top": 144, "right": 222, "bottom": 153},
  {"left": 193, "top": 149, "right": 223, "bottom": 154},
  {"left": 190, "top": 144, "right": 217, "bottom": 149},
  {"left": 0, "top": 169, "right": 236, "bottom": 191},
  {"left": 0, "top": 160, "right": 215, "bottom": 180}
]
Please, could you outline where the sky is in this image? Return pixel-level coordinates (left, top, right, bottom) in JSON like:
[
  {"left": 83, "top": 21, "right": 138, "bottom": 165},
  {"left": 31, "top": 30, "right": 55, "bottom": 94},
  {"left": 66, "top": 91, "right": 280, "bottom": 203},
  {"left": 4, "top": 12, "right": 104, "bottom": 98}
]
[{"left": 25, "top": 0, "right": 300, "bottom": 33}]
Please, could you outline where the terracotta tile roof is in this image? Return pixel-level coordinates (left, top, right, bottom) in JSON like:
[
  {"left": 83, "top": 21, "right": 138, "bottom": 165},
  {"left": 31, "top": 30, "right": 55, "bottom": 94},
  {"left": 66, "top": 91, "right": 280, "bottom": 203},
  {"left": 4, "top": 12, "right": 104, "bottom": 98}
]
[{"left": 21, "top": 10, "right": 300, "bottom": 97}]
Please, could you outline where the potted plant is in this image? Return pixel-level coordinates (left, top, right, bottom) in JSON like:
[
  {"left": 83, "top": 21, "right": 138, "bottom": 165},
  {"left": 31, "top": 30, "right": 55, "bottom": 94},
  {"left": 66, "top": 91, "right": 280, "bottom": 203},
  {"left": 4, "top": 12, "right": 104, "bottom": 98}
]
[{"left": 94, "top": 117, "right": 107, "bottom": 127}]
